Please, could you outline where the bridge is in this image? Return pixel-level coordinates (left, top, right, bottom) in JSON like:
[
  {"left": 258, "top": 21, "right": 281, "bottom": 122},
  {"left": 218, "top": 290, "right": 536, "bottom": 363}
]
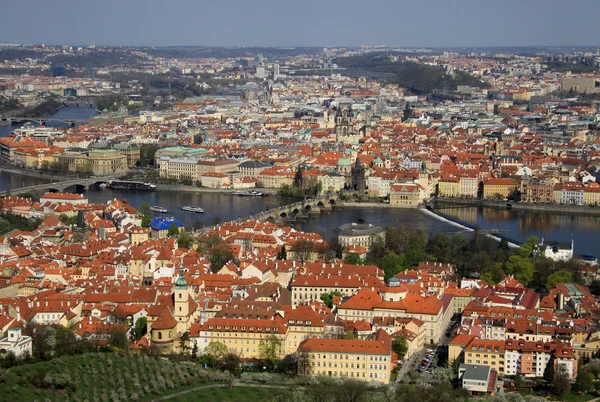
[
  {"left": 0, "top": 177, "right": 113, "bottom": 197},
  {"left": 0, "top": 116, "right": 91, "bottom": 127},
  {"left": 244, "top": 194, "right": 339, "bottom": 224}
]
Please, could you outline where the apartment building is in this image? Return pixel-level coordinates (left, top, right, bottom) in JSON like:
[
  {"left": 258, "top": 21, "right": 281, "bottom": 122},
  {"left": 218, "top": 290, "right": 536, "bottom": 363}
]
[{"left": 297, "top": 338, "right": 392, "bottom": 384}]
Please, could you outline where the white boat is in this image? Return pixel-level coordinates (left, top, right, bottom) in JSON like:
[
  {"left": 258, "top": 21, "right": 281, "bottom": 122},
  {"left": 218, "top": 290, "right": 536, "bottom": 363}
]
[
  {"left": 150, "top": 206, "right": 168, "bottom": 213},
  {"left": 181, "top": 205, "right": 204, "bottom": 213}
]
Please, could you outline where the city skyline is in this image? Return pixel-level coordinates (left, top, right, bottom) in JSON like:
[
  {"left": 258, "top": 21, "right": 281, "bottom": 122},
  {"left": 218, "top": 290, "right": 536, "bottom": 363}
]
[{"left": 1, "top": 0, "right": 599, "bottom": 48}]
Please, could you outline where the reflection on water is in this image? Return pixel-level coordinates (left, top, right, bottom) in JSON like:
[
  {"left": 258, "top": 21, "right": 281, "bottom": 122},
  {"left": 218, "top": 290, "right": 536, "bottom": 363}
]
[{"left": 436, "top": 206, "right": 600, "bottom": 255}]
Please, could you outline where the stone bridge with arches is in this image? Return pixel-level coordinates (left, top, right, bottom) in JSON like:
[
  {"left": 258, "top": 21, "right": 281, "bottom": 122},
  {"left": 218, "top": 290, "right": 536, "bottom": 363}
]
[
  {"left": 244, "top": 194, "right": 340, "bottom": 224},
  {"left": 0, "top": 177, "right": 114, "bottom": 197}
]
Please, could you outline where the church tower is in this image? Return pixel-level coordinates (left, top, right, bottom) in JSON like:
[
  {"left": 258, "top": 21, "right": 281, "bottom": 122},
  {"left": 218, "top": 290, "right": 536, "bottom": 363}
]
[
  {"left": 419, "top": 161, "right": 429, "bottom": 198},
  {"left": 174, "top": 265, "right": 189, "bottom": 333}
]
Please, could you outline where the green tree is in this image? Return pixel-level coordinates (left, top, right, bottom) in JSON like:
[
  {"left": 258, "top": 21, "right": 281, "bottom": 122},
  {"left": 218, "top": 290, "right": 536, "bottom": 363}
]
[
  {"left": 167, "top": 222, "right": 180, "bottom": 237},
  {"left": 516, "top": 236, "right": 540, "bottom": 259},
  {"left": 203, "top": 341, "right": 228, "bottom": 366},
  {"left": 134, "top": 317, "right": 147, "bottom": 341},
  {"left": 480, "top": 262, "right": 505, "bottom": 285},
  {"left": 576, "top": 368, "right": 594, "bottom": 394},
  {"left": 141, "top": 215, "right": 151, "bottom": 228},
  {"left": 259, "top": 334, "right": 282, "bottom": 371},
  {"left": 343, "top": 253, "right": 363, "bottom": 265},
  {"left": 320, "top": 290, "right": 342, "bottom": 308},
  {"left": 378, "top": 252, "right": 405, "bottom": 281},
  {"left": 544, "top": 357, "right": 555, "bottom": 383},
  {"left": 177, "top": 231, "right": 194, "bottom": 249},
  {"left": 179, "top": 331, "right": 190, "bottom": 354},
  {"left": 277, "top": 245, "right": 287, "bottom": 260},
  {"left": 139, "top": 202, "right": 152, "bottom": 217},
  {"left": 392, "top": 336, "right": 409, "bottom": 359},
  {"left": 546, "top": 270, "right": 573, "bottom": 290},
  {"left": 504, "top": 255, "right": 535, "bottom": 286},
  {"left": 109, "top": 327, "right": 129, "bottom": 349}
]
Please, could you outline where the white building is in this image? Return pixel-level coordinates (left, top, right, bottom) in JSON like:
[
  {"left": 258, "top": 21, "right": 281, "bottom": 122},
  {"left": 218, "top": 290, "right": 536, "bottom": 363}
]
[
  {"left": 541, "top": 239, "right": 574, "bottom": 261},
  {"left": 0, "top": 327, "right": 32, "bottom": 358}
]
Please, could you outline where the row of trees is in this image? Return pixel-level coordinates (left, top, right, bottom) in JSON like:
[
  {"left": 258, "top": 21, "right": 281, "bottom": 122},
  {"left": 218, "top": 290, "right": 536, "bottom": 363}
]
[{"left": 0, "top": 212, "right": 43, "bottom": 236}]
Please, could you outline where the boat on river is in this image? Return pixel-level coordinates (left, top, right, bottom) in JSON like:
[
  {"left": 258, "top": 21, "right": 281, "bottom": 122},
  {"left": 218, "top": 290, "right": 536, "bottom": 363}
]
[
  {"left": 107, "top": 180, "right": 156, "bottom": 191},
  {"left": 150, "top": 206, "right": 168, "bottom": 213},
  {"left": 181, "top": 205, "right": 204, "bottom": 213}
]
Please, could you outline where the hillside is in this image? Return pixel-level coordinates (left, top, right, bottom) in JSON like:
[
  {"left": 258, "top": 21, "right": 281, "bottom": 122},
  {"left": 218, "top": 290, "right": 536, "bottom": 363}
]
[{"left": 334, "top": 53, "right": 489, "bottom": 94}]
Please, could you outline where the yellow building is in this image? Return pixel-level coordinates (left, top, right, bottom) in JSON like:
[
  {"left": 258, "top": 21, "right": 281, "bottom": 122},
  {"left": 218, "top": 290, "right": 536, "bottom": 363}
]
[
  {"left": 438, "top": 177, "right": 461, "bottom": 197},
  {"left": 195, "top": 318, "right": 287, "bottom": 359},
  {"left": 297, "top": 338, "right": 392, "bottom": 384},
  {"left": 464, "top": 339, "right": 506, "bottom": 375},
  {"left": 55, "top": 149, "right": 128, "bottom": 175},
  {"left": 389, "top": 183, "right": 423, "bottom": 208},
  {"left": 483, "top": 178, "right": 517, "bottom": 199},
  {"left": 201, "top": 172, "right": 230, "bottom": 189}
]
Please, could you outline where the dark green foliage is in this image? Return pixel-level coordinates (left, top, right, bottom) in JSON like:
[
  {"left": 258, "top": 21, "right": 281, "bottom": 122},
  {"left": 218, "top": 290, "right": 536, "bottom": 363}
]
[
  {"left": 197, "top": 234, "right": 234, "bottom": 273},
  {"left": 334, "top": 53, "right": 489, "bottom": 94},
  {"left": 320, "top": 290, "right": 342, "bottom": 308},
  {"left": 343, "top": 253, "right": 363, "bottom": 265},
  {"left": 0, "top": 212, "right": 43, "bottom": 235},
  {"left": 392, "top": 336, "right": 408, "bottom": 359}
]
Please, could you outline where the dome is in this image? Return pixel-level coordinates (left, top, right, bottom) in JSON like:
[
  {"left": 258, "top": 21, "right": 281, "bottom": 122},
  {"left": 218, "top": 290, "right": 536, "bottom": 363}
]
[
  {"left": 337, "top": 158, "right": 351, "bottom": 167},
  {"left": 374, "top": 157, "right": 383, "bottom": 164}
]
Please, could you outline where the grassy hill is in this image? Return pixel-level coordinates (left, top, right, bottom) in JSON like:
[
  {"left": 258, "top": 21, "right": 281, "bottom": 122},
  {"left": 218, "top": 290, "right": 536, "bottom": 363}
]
[{"left": 0, "top": 353, "right": 229, "bottom": 402}]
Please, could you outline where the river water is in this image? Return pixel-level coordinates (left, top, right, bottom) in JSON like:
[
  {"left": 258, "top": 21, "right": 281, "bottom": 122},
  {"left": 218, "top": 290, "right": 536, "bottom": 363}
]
[{"left": 0, "top": 107, "right": 599, "bottom": 255}]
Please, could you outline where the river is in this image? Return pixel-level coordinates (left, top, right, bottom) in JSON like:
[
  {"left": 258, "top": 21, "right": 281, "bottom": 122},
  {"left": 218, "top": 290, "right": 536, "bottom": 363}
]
[{"left": 0, "top": 107, "right": 598, "bottom": 255}]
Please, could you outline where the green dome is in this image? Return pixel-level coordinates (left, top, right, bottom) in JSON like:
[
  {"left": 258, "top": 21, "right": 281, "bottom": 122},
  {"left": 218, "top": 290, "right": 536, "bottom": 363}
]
[
  {"left": 374, "top": 157, "right": 383, "bottom": 164},
  {"left": 175, "top": 266, "right": 188, "bottom": 289},
  {"left": 337, "top": 158, "right": 351, "bottom": 167}
]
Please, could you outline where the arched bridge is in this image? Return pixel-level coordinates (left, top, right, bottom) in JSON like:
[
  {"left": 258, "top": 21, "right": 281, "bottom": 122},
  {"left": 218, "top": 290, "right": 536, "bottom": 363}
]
[
  {"left": 0, "top": 177, "right": 114, "bottom": 197},
  {"left": 0, "top": 116, "right": 91, "bottom": 127},
  {"left": 243, "top": 194, "right": 340, "bottom": 224}
]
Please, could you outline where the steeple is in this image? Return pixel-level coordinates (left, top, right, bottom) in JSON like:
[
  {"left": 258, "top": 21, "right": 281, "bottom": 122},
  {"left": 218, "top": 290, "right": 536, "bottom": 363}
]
[{"left": 175, "top": 264, "right": 187, "bottom": 289}]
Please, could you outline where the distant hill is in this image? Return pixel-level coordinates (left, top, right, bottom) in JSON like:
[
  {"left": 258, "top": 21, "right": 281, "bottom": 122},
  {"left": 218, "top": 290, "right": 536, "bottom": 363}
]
[{"left": 334, "top": 53, "right": 489, "bottom": 94}]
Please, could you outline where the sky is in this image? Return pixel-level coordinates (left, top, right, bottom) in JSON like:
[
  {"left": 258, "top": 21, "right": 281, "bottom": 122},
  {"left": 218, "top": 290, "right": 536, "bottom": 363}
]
[{"left": 0, "top": 0, "right": 598, "bottom": 48}]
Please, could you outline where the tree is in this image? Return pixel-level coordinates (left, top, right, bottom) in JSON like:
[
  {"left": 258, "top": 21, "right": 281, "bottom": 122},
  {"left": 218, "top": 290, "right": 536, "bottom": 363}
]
[
  {"left": 546, "top": 270, "right": 573, "bottom": 290},
  {"left": 576, "top": 368, "right": 594, "bottom": 394},
  {"left": 480, "top": 263, "right": 505, "bottom": 285},
  {"left": 259, "top": 334, "right": 281, "bottom": 371},
  {"left": 277, "top": 245, "right": 287, "bottom": 260},
  {"left": 109, "top": 327, "right": 129, "bottom": 349},
  {"left": 220, "top": 352, "right": 241, "bottom": 375},
  {"left": 141, "top": 215, "right": 151, "bottom": 228},
  {"left": 291, "top": 240, "right": 315, "bottom": 264},
  {"left": 203, "top": 341, "right": 228, "bottom": 367},
  {"left": 343, "top": 253, "right": 362, "bottom": 265},
  {"left": 544, "top": 357, "right": 555, "bottom": 383},
  {"left": 293, "top": 167, "right": 303, "bottom": 188},
  {"left": 320, "top": 290, "right": 342, "bottom": 308},
  {"left": 177, "top": 231, "right": 194, "bottom": 249},
  {"left": 504, "top": 255, "right": 535, "bottom": 286},
  {"left": 191, "top": 342, "right": 199, "bottom": 360},
  {"left": 553, "top": 364, "right": 571, "bottom": 400},
  {"left": 179, "top": 331, "right": 190, "bottom": 354},
  {"left": 134, "top": 317, "right": 147, "bottom": 341},
  {"left": 378, "top": 252, "right": 405, "bottom": 281},
  {"left": 139, "top": 202, "right": 152, "bottom": 217},
  {"left": 516, "top": 236, "right": 539, "bottom": 259},
  {"left": 197, "top": 234, "right": 234, "bottom": 273},
  {"left": 392, "top": 336, "right": 409, "bottom": 360},
  {"left": 167, "top": 222, "right": 180, "bottom": 237}
]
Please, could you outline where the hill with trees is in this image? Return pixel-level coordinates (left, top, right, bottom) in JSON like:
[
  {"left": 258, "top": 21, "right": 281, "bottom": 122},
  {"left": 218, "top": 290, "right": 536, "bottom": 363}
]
[{"left": 334, "top": 53, "right": 489, "bottom": 94}]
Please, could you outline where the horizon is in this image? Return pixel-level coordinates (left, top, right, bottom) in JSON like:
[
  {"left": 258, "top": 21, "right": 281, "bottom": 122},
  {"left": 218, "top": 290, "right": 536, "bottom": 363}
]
[{"left": 1, "top": 0, "right": 598, "bottom": 48}]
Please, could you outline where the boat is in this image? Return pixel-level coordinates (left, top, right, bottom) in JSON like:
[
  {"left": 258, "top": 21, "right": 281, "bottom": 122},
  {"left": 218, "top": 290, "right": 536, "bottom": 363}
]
[
  {"left": 235, "top": 191, "right": 264, "bottom": 197},
  {"left": 150, "top": 206, "right": 168, "bottom": 213},
  {"left": 106, "top": 180, "right": 156, "bottom": 191},
  {"left": 98, "top": 183, "right": 107, "bottom": 189},
  {"left": 181, "top": 205, "right": 204, "bottom": 213}
]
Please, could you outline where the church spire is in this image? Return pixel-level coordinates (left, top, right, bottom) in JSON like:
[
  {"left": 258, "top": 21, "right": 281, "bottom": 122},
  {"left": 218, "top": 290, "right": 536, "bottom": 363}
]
[{"left": 175, "top": 263, "right": 187, "bottom": 289}]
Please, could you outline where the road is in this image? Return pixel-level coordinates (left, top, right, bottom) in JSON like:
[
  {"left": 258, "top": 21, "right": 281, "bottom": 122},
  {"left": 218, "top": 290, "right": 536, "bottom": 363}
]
[{"left": 396, "top": 350, "right": 426, "bottom": 382}]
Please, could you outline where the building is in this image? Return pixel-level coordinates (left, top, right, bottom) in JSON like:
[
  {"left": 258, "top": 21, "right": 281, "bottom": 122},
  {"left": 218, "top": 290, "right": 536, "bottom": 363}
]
[
  {"left": 521, "top": 179, "right": 555, "bottom": 203},
  {"left": 0, "top": 327, "right": 32, "bottom": 358},
  {"left": 389, "top": 183, "right": 423, "bottom": 207},
  {"left": 458, "top": 364, "right": 498, "bottom": 395},
  {"left": 238, "top": 160, "right": 273, "bottom": 177},
  {"left": 297, "top": 338, "right": 392, "bottom": 384},
  {"left": 55, "top": 149, "right": 128, "bottom": 175},
  {"left": 40, "top": 192, "right": 89, "bottom": 206},
  {"left": 112, "top": 143, "right": 141, "bottom": 167},
  {"left": 540, "top": 239, "right": 574, "bottom": 261},
  {"left": 201, "top": 172, "right": 230, "bottom": 189},
  {"left": 337, "top": 223, "right": 385, "bottom": 251},
  {"left": 149, "top": 217, "right": 185, "bottom": 239},
  {"left": 483, "top": 178, "right": 517, "bottom": 199}
]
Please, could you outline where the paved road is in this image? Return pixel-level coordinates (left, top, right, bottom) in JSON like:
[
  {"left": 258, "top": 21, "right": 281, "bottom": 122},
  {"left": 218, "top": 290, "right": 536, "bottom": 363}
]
[{"left": 396, "top": 350, "right": 426, "bottom": 382}]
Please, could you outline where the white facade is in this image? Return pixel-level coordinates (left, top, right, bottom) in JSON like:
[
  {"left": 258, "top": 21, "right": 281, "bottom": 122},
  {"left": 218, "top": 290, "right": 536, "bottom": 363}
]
[{"left": 0, "top": 328, "right": 32, "bottom": 358}]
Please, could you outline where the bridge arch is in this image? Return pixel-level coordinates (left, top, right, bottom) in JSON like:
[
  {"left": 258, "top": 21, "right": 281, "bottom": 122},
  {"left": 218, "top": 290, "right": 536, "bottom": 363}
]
[
  {"left": 329, "top": 199, "right": 336, "bottom": 205},
  {"left": 317, "top": 201, "right": 324, "bottom": 208},
  {"left": 280, "top": 212, "right": 287, "bottom": 218},
  {"left": 304, "top": 204, "right": 312, "bottom": 211},
  {"left": 292, "top": 208, "right": 300, "bottom": 214}
]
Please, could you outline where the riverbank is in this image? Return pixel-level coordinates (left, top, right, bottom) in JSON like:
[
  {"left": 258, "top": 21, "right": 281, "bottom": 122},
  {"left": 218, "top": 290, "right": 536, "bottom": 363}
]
[
  {"left": 434, "top": 197, "right": 600, "bottom": 216},
  {"left": 337, "top": 202, "right": 391, "bottom": 208}
]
